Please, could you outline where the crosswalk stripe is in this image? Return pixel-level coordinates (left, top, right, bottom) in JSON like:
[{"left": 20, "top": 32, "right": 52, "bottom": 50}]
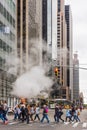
[
  {"left": 8, "top": 122, "right": 18, "bottom": 125},
  {"left": 40, "top": 124, "right": 49, "bottom": 127},
  {"left": 7, "top": 121, "right": 87, "bottom": 129},
  {"left": 64, "top": 122, "right": 70, "bottom": 125},
  {"left": 82, "top": 123, "right": 87, "bottom": 128},
  {"left": 71, "top": 121, "right": 75, "bottom": 124},
  {"left": 72, "top": 122, "right": 79, "bottom": 128},
  {"left": 50, "top": 123, "right": 57, "bottom": 127},
  {"left": 28, "top": 124, "right": 32, "bottom": 126}
]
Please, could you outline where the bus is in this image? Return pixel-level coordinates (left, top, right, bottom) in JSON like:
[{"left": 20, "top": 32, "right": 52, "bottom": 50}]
[{"left": 49, "top": 99, "right": 72, "bottom": 109}]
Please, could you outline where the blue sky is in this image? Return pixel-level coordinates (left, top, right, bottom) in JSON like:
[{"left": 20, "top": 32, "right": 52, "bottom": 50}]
[{"left": 65, "top": 0, "right": 87, "bottom": 103}]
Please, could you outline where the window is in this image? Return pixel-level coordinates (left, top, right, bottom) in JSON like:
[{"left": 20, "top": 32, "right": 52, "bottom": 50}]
[
  {"left": 62, "top": 90, "right": 66, "bottom": 95},
  {"left": 4, "top": 7, "right": 6, "bottom": 18},
  {"left": 0, "top": 57, "right": 5, "bottom": 65},
  {"left": 10, "top": 31, "right": 15, "bottom": 41},
  {"left": 0, "top": 3, "right": 3, "bottom": 15},
  {"left": 7, "top": 11, "right": 9, "bottom": 21},
  {"left": 0, "top": 39, "right": 2, "bottom": 48},
  {"left": 10, "top": 15, "right": 12, "bottom": 24},
  {"left": 13, "top": 19, "right": 15, "bottom": 28},
  {"left": 0, "top": 57, "right": 2, "bottom": 66},
  {"left": 2, "top": 41, "right": 6, "bottom": 51}
]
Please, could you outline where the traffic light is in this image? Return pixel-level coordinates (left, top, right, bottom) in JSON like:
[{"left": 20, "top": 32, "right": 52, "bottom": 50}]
[{"left": 54, "top": 67, "right": 58, "bottom": 76}]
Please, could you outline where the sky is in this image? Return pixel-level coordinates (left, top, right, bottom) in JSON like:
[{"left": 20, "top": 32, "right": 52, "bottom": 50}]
[{"left": 65, "top": 0, "right": 87, "bottom": 103}]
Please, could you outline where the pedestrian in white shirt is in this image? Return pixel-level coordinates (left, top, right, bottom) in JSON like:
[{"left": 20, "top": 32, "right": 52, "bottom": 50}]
[{"left": 34, "top": 105, "right": 40, "bottom": 121}]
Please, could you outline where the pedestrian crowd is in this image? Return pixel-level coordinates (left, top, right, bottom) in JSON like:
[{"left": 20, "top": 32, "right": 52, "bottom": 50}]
[
  {"left": 54, "top": 104, "right": 80, "bottom": 123},
  {"left": 0, "top": 102, "right": 81, "bottom": 125}
]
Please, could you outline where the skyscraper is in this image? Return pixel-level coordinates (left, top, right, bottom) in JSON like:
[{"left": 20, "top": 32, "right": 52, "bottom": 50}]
[
  {"left": 73, "top": 53, "right": 79, "bottom": 101},
  {"left": 0, "top": 0, "right": 16, "bottom": 104},
  {"left": 54, "top": 0, "right": 73, "bottom": 100},
  {"left": 65, "top": 5, "right": 73, "bottom": 101},
  {"left": 45, "top": 0, "right": 73, "bottom": 100},
  {"left": 57, "top": 0, "right": 67, "bottom": 87},
  {"left": 47, "top": 0, "right": 57, "bottom": 58},
  {"left": 57, "top": 0, "right": 68, "bottom": 99},
  {"left": 42, "top": 0, "right": 47, "bottom": 42},
  {"left": 16, "top": 0, "right": 42, "bottom": 74}
]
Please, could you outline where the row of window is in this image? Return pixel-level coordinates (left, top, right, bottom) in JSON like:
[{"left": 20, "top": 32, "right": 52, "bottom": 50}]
[
  {"left": 0, "top": 39, "right": 12, "bottom": 53},
  {"left": 0, "top": 2, "right": 15, "bottom": 28},
  {"left": 0, "top": 21, "right": 15, "bottom": 41}
]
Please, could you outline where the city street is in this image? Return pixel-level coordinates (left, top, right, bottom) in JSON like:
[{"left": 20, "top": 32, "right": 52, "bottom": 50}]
[
  {"left": 0, "top": 0, "right": 87, "bottom": 130},
  {"left": 0, "top": 109, "right": 87, "bottom": 130}
]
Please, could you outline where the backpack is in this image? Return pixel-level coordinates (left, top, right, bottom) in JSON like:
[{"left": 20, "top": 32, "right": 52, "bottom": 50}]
[
  {"left": 44, "top": 107, "right": 48, "bottom": 113},
  {"left": 77, "top": 111, "right": 80, "bottom": 115}
]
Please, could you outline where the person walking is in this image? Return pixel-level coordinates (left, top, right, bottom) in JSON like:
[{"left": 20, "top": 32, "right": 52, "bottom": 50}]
[
  {"left": 41, "top": 104, "right": 50, "bottom": 123},
  {"left": 34, "top": 104, "right": 40, "bottom": 121},
  {"left": 65, "top": 108, "right": 72, "bottom": 122},
  {"left": 54, "top": 104, "right": 60, "bottom": 122},
  {"left": 0, "top": 104, "right": 8, "bottom": 124},
  {"left": 73, "top": 107, "right": 80, "bottom": 122},
  {"left": 30, "top": 105, "right": 35, "bottom": 121},
  {"left": 58, "top": 106, "right": 64, "bottom": 122},
  {"left": 25, "top": 104, "right": 30, "bottom": 124}
]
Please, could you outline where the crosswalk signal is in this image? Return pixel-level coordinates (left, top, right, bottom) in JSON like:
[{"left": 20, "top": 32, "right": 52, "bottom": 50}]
[{"left": 54, "top": 67, "right": 58, "bottom": 76}]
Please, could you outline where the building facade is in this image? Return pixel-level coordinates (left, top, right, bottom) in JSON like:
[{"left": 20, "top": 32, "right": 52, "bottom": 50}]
[
  {"left": 50, "top": 0, "right": 73, "bottom": 100},
  {"left": 56, "top": 0, "right": 68, "bottom": 99},
  {"left": 0, "top": 0, "right": 17, "bottom": 106},
  {"left": 47, "top": 0, "right": 57, "bottom": 61},
  {"left": 46, "top": 0, "right": 73, "bottom": 100},
  {"left": 65, "top": 5, "right": 73, "bottom": 101},
  {"left": 73, "top": 53, "right": 79, "bottom": 101},
  {"left": 16, "top": 0, "right": 42, "bottom": 74},
  {"left": 42, "top": 0, "right": 47, "bottom": 42}
]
